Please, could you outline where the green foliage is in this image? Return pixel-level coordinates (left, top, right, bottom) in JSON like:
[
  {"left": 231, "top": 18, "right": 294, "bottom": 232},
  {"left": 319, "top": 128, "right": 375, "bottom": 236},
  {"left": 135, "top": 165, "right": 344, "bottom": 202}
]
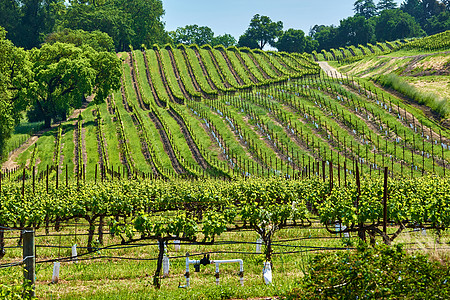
[
  {"left": 25, "top": 42, "right": 121, "bottom": 127},
  {"left": 354, "top": 0, "right": 377, "bottom": 19},
  {"left": 0, "top": 0, "right": 64, "bottom": 49},
  {"left": 240, "top": 14, "right": 283, "bottom": 50},
  {"left": 0, "top": 280, "right": 33, "bottom": 300},
  {"left": 286, "top": 244, "right": 450, "bottom": 299},
  {"left": 401, "top": 29, "right": 450, "bottom": 51},
  {"left": 61, "top": 0, "right": 168, "bottom": 51},
  {"left": 45, "top": 28, "right": 115, "bottom": 52},
  {"left": 0, "top": 26, "right": 32, "bottom": 158},
  {"left": 211, "top": 34, "right": 237, "bottom": 48},
  {"left": 169, "top": 25, "right": 215, "bottom": 46},
  {"left": 275, "top": 29, "right": 307, "bottom": 53},
  {"left": 376, "top": 0, "right": 397, "bottom": 11},
  {"left": 374, "top": 9, "right": 425, "bottom": 41},
  {"left": 425, "top": 11, "right": 450, "bottom": 34},
  {"left": 339, "top": 15, "right": 375, "bottom": 46}
]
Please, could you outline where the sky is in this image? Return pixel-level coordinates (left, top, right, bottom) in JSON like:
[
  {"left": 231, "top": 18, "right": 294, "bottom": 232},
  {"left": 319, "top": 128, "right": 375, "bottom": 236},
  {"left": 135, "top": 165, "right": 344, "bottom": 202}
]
[{"left": 163, "top": 0, "right": 404, "bottom": 39}]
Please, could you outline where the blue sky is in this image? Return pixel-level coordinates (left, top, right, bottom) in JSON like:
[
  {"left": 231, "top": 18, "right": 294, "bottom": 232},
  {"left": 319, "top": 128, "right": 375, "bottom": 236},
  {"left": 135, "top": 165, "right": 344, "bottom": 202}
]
[{"left": 163, "top": 0, "right": 404, "bottom": 38}]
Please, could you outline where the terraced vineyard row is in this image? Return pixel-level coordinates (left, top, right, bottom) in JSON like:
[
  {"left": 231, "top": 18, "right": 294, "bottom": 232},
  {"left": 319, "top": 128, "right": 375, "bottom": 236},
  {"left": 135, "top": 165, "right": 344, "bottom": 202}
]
[
  {"left": 2, "top": 45, "right": 449, "bottom": 183},
  {"left": 313, "top": 40, "right": 407, "bottom": 62}
]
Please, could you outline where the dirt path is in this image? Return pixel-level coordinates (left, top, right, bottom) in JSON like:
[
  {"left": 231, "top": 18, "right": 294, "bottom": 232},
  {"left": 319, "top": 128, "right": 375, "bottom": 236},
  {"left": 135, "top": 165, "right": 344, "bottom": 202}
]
[{"left": 318, "top": 61, "right": 345, "bottom": 78}]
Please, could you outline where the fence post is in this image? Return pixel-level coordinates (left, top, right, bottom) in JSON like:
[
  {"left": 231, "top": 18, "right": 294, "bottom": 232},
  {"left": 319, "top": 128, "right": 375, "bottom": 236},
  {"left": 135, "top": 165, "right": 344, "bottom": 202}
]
[
  {"left": 383, "top": 167, "right": 388, "bottom": 234},
  {"left": 23, "top": 228, "right": 35, "bottom": 297}
]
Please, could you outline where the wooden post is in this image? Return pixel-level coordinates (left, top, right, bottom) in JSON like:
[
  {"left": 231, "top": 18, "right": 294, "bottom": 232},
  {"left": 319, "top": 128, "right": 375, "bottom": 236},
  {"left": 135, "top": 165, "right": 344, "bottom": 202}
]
[
  {"left": 337, "top": 162, "right": 341, "bottom": 187},
  {"left": 32, "top": 167, "right": 35, "bottom": 194},
  {"left": 95, "top": 164, "right": 98, "bottom": 183},
  {"left": 22, "top": 168, "right": 26, "bottom": 198},
  {"left": 23, "top": 228, "right": 35, "bottom": 297},
  {"left": 355, "top": 160, "right": 361, "bottom": 209},
  {"left": 46, "top": 165, "right": 49, "bottom": 194},
  {"left": 383, "top": 167, "right": 388, "bottom": 234},
  {"left": 56, "top": 165, "right": 59, "bottom": 190},
  {"left": 329, "top": 161, "right": 333, "bottom": 192},
  {"left": 0, "top": 171, "right": 2, "bottom": 195},
  {"left": 322, "top": 161, "right": 326, "bottom": 182}
]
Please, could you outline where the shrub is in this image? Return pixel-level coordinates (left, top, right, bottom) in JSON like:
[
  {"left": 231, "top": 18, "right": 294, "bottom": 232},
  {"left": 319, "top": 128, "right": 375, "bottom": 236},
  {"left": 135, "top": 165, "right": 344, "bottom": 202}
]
[{"left": 286, "top": 243, "right": 450, "bottom": 299}]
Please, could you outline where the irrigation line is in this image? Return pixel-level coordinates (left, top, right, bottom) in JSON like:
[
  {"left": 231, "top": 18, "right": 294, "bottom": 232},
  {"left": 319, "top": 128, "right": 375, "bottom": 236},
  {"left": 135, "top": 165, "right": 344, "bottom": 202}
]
[
  {"left": 0, "top": 226, "right": 23, "bottom": 231},
  {"left": 0, "top": 256, "right": 33, "bottom": 269}
]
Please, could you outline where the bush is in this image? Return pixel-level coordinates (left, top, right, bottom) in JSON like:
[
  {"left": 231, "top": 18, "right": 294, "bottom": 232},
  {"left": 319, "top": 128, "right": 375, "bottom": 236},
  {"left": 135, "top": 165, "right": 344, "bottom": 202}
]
[{"left": 286, "top": 244, "right": 450, "bottom": 299}]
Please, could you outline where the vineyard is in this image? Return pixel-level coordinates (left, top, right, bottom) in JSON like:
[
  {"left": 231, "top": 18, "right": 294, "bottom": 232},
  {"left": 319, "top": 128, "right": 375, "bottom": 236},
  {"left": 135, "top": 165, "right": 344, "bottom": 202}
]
[{"left": 1, "top": 33, "right": 450, "bottom": 299}]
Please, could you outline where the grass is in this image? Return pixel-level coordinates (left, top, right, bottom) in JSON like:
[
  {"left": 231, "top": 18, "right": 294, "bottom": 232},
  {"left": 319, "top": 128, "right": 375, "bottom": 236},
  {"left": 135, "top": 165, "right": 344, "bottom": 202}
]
[
  {"left": 1, "top": 212, "right": 448, "bottom": 299},
  {"left": 80, "top": 104, "right": 100, "bottom": 178},
  {"left": 404, "top": 75, "right": 450, "bottom": 100},
  {"left": 377, "top": 73, "right": 450, "bottom": 119}
]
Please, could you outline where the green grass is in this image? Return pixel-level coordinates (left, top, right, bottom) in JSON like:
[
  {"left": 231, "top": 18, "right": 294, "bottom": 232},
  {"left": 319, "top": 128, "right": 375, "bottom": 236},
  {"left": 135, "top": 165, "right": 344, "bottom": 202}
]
[
  {"left": 60, "top": 121, "right": 76, "bottom": 180},
  {"left": 80, "top": 104, "right": 100, "bottom": 178},
  {"left": 1, "top": 211, "right": 448, "bottom": 299},
  {"left": 377, "top": 73, "right": 450, "bottom": 119}
]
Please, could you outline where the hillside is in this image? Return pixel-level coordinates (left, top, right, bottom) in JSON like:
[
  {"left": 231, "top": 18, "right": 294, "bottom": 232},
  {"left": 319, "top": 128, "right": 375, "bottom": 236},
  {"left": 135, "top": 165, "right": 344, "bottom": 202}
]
[{"left": 1, "top": 39, "right": 450, "bottom": 182}]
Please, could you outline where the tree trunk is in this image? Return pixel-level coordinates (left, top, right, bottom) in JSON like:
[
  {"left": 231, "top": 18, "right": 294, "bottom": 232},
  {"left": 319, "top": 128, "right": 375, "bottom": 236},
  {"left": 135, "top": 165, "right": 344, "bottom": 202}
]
[
  {"left": 87, "top": 220, "right": 96, "bottom": 252},
  {"left": 263, "top": 233, "right": 273, "bottom": 267},
  {"left": 358, "top": 227, "right": 366, "bottom": 241},
  {"left": 44, "top": 116, "right": 51, "bottom": 128}
]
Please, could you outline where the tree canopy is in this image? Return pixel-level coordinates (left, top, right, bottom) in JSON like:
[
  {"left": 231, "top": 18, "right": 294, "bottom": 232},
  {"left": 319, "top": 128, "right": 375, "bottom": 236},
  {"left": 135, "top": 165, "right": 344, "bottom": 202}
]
[
  {"left": 0, "top": 27, "right": 32, "bottom": 157},
  {"left": 169, "top": 25, "right": 214, "bottom": 46},
  {"left": 374, "top": 9, "right": 426, "bottom": 41},
  {"left": 275, "top": 29, "right": 307, "bottom": 53},
  {"left": 26, "top": 42, "right": 121, "bottom": 127},
  {"left": 339, "top": 15, "right": 375, "bottom": 45},
  {"left": 45, "top": 29, "right": 115, "bottom": 52},
  {"left": 239, "top": 14, "right": 283, "bottom": 50},
  {"left": 169, "top": 25, "right": 236, "bottom": 47},
  {"left": 377, "top": 0, "right": 398, "bottom": 11},
  {"left": 61, "top": 0, "right": 169, "bottom": 51},
  {"left": 211, "top": 34, "right": 237, "bottom": 48},
  {"left": 354, "top": 0, "right": 377, "bottom": 18}
]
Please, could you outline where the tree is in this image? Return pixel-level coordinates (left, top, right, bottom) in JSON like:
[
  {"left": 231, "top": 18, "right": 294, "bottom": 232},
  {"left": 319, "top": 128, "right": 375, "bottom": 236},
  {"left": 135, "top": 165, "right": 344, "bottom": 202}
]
[
  {"left": 26, "top": 42, "right": 121, "bottom": 127},
  {"left": 62, "top": 0, "right": 169, "bottom": 51},
  {"left": 237, "top": 32, "right": 259, "bottom": 49},
  {"left": 312, "top": 25, "right": 339, "bottom": 50},
  {"left": 45, "top": 29, "right": 115, "bottom": 52},
  {"left": 169, "top": 25, "right": 214, "bottom": 46},
  {"left": 401, "top": 0, "right": 446, "bottom": 27},
  {"left": 211, "top": 34, "right": 237, "bottom": 47},
  {"left": 0, "top": 0, "right": 21, "bottom": 44},
  {"left": 421, "top": 0, "right": 446, "bottom": 20},
  {"left": 374, "top": 9, "right": 426, "bottom": 41},
  {"left": 377, "top": 0, "right": 397, "bottom": 12},
  {"left": 401, "top": 0, "right": 422, "bottom": 21},
  {"left": 275, "top": 29, "right": 307, "bottom": 53},
  {"left": 241, "top": 14, "right": 283, "bottom": 49},
  {"left": 338, "top": 15, "right": 375, "bottom": 46},
  {"left": 424, "top": 10, "right": 450, "bottom": 33},
  {"left": 17, "top": 0, "right": 65, "bottom": 49},
  {"left": 354, "top": 0, "right": 377, "bottom": 18},
  {"left": 0, "top": 27, "right": 31, "bottom": 157},
  {"left": 304, "top": 36, "right": 319, "bottom": 52}
]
